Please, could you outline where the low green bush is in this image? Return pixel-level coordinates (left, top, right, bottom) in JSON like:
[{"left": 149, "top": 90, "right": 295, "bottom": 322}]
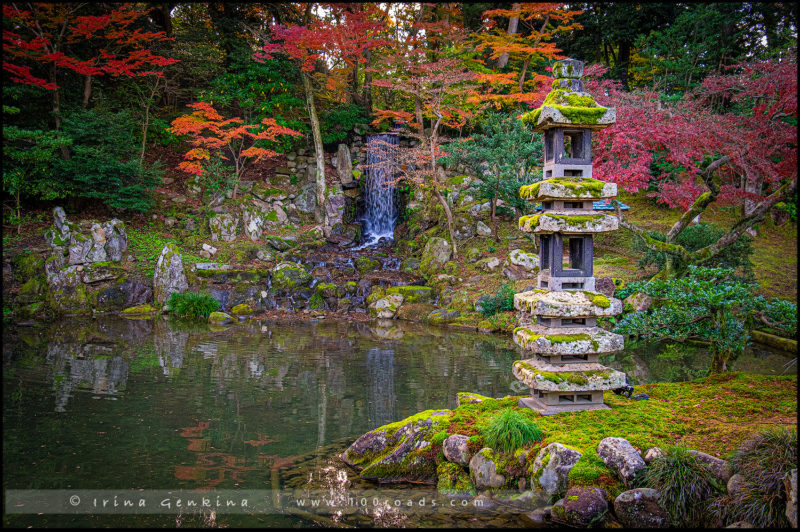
[
  {"left": 480, "top": 408, "right": 542, "bottom": 453},
  {"left": 709, "top": 426, "right": 797, "bottom": 527},
  {"left": 167, "top": 291, "right": 219, "bottom": 318},
  {"left": 478, "top": 283, "right": 515, "bottom": 317},
  {"left": 640, "top": 446, "right": 723, "bottom": 527}
]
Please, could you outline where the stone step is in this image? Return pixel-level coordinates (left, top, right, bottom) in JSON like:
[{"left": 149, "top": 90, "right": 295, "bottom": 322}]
[
  {"left": 512, "top": 358, "right": 626, "bottom": 392},
  {"left": 514, "top": 325, "right": 623, "bottom": 355},
  {"left": 520, "top": 177, "right": 617, "bottom": 202},
  {"left": 514, "top": 289, "right": 622, "bottom": 318},
  {"left": 518, "top": 212, "right": 618, "bottom": 234}
]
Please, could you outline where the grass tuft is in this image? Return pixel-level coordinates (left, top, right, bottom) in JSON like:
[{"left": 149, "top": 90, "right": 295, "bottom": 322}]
[
  {"left": 167, "top": 291, "right": 220, "bottom": 318},
  {"left": 640, "top": 446, "right": 723, "bottom": 527},
  {"left": 480, "top": 408, "right": 543, "bottom": 453}
]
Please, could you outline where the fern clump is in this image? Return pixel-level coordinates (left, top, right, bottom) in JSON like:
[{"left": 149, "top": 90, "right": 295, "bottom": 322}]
[
  {"left": 167, "top": 291, "right": 220, "bottom": 318},
  {"left": 480, "top": 408, "right": 543, "bottom": 453}
]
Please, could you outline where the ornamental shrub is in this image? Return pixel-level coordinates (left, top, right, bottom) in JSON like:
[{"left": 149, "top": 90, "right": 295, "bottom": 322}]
[{"left": 478, "top": 283, "right": 515, "bottom": 317}]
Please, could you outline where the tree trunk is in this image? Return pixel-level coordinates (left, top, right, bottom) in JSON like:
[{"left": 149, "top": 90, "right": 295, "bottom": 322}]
[
  {"left": 433, "top": 187, "right": 457, "bottom": 259},
  {"left": 617, "top": 41, "right": 631, "bottom": 90},
  {"left": 518, "top": 56, "right": 532, "bottom": 93},
  {"left": 496, "top": 3, "right": 520, "bottom": 69},
  {"left": 82, "top": 75, "right": 92, "bottom": 109},
  {"left": 50, "top": 64, "right": 70, "bottom": 160},
  {"left": 302, "top": 71, "right": 326, "bottom": 224},
  {"left": 414, "top": 95, "right": 425, "bottom": 137},
  {"left": 362, "top": 48, "right": 373, "bottom": 116}
]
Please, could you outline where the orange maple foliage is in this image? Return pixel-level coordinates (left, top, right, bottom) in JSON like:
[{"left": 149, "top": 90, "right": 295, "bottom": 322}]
[{"left": 169, "top": 102, "right": 302, "bottom": 197}]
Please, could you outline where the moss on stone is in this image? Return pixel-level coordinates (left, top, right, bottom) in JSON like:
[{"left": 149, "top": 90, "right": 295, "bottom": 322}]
[
  {"left": 582, "top": 291, "right": 611, "bottom": 309},
  {"left": 308, "top": 292, "right": 325, "bottom": 309},
  {"left": 386, "top": 285, "right": 433, "bottom": 304},
  {"left": 231, "top": 303, "right": 255, "bottom": 316},
  {"left": 120, "top": 304, "right": 159, "bottom": 317},
  {"left": 521, "top": 105, "right": 609, "bottom": 127},
  {"left": 355, "top": 256, "right": 381, "bottom": 274}
]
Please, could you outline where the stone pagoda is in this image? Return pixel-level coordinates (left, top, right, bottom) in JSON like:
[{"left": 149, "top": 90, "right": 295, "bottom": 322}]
[{"left": 511, "top": 59, "right": 627, "bottom": 415}]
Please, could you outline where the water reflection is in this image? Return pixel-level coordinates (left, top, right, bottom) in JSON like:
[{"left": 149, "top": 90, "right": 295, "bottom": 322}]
[{"left": 366, "top": 348, "right": 396, "bottom": 428}]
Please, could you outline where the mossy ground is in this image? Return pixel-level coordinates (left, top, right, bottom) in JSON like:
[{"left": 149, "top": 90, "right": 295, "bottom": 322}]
[{"left": 372, "top": 372, "right": 797, "bottom": 499}]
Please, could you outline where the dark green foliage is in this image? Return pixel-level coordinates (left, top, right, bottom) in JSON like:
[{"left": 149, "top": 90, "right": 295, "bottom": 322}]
[
  {"left": 640, "top": 446, "right": 722, "bottom": 527},
  {"left": 774, "top": 190, "right": 797, "bottom": 222},
  {"left": 441, "top": 112, "right": 543, "bottom": 218},
  {"left": 167, "top": 291, "right": 220, "bottom": 318},
  {"left": 478, "top": 283, "right": 515, "bottom": 317},
  {"left": 709, "top": 427, "right": 797, "bottom": 528},
  {"left": 201, "top": 52, "right": 307, "bottom": 153},
  {"left": 54, "top": 108, "right": 163, "bottom": 212},
  {"left": 480, "top": 408, "right": 543, "bottom": 453},
  {"left": 751, "top": 296, "right": 797, "bottom": 338},
  {"left": 320, "top": 103, "right": 370, "bottom": 145},
  {"left": 614, "top": 266, "right": 797, "bottom": 373},
  {"left": 632, "top": 222, "right": 754, "bottom": 279}
]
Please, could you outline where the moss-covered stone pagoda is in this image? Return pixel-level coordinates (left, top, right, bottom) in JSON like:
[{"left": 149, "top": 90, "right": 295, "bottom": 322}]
[{"left": 512, "top": 59, "right": 627, "bottom": 415}]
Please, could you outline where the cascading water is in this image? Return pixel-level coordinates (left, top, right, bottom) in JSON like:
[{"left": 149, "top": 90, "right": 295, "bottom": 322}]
[{"left": 357, "top": 133, "right": 398, "bottom": 248}]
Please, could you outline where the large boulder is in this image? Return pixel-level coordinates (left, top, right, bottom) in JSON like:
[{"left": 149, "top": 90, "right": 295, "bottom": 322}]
[
  {"left": 469, "top": 448, "right": 505, "bottom": 489},
  {"left": 420, "top": 237, "right": 452, "bottom": 277},
  {"left": 442, "top": 434, "right": 471, "bottom": 466},
  {"left": 271, "top": 262, "right": 311, "bottom": 293},
  {"left": 86, "top": 223, "right": 108, "bottom": 262},
  {"left": 341, "top": 410, "right": 450, "bottom": 484},
  {"left": 595, "top": 276, "right": 616, "bottom": 297},
  {"left": 323, "top": 193, "right": 347, "bottom": 236},
  {"left": 551, "top": 486, "right": 609, "bottom": 528},
  {"left": 687, "top": 450, "right": 732, "bottom": 485},
  {"left": 44, "top": 206, "right": 73, "bottom": 249},
  {"left": 509, "top": 249, "right": 539, "bottom": 271},
  {"left": 369, "top": 294, "right": 404, "bottom": 319},
  {"left": 293, "top": 183, "right": 317, "bottom": 214},
  {"left": 624, "top": 291, "right": 653, "bottom": 312},
  {"left": 68, "top": 233, "right": 93, "bottom": 265},
  {"left": 209, "top": 213, "right": 240, "bottom": 242},
  {"left": 153, "top": 243, "right": 188, "bottom": 304},
  {"left": 453, "top": 215, "right": 474, "bottom": 239},
  {"left": 102, "top": 219, "right": 127, "bottom": 261},
  {"left": 597, "top": 437, "right": 646, "bottom": 487},
  {"left": 531, "top": 443, "right": 582, "bottom": 496},
  {"left": 336, "top": 144, "right": 354, "bottom": 187},
  {"left": 614, "top": 488, "right": 670, "bottom": 528}
]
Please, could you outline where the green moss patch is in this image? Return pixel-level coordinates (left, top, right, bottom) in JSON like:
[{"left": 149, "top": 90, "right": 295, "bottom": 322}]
[{"left": 520, "top": 177, "right": 609, "bottom": 200}]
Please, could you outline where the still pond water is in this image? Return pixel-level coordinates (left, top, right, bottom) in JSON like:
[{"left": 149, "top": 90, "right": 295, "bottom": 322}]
[{"left": 3, "top": 316, "right": 795, "bottom": 528}]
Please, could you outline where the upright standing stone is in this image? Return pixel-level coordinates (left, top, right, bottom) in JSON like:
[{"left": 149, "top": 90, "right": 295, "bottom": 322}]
[
  {"left": 153, "top": 243, "right": 188, "bottom": 304},
  {"left": 512, "top": 58, "right": 627, "bottom": 415}
]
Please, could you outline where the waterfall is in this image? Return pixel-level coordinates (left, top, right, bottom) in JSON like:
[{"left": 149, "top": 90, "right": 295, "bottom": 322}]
[{"left": 359, "top": 133, "right": 398, "bottom": 247}]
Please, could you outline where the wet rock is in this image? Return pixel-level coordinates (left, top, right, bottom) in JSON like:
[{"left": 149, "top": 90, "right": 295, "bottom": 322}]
[
  {"left": 614, "top": 488, "right": 670, "bottom": 528},
  {"left": 521, "top": 507, "right": 551, "bottom": 528},
  {"left": 341, "top": 431, "right": 389, "bottom": 467},
  {"left": 443, "top": 434, "right": 471, "bottom": 466},
  {"left": 597, "top": 437, "right": 646, "bottom": 487},
  {"left": 595, "top": 276, "right": 616, "bottom": 297},
  {"left": 427, "top": 308, "right": 460, "bottom": 325},
  {"left": 420, "top": 237, "right": 451, "bottom": 277},
  {"left": 370, "top": 294, "right": 404, "bottom": 319},
  {"left": 509, "top": 249, "right": 539, "bottom": 271},
  {"left": 687, "top": 450, "right": 732, "bottom": 485},
  {"left": 153, "top": 243, "right": 188, "bottom": 304},
  {"left": 271, "top": 262, "right": 311, "bottom": 292},
  {"left": 531, "top": 443, "right": 582, "bottom": 496},
  {"left": 208, "top": 311, "right": 233, "bottom": 325},
  {"left": 327, "top": 222, "right": 360, "bottom": 246},
  {"left": 470, "top": 449, "right": 505, "bottom": 489},
  {"left": 323, "top": 193, "right": 347, "bottom": 236},
  {"left": 550, "top": 487, "right": 608, "bottom": 528}
]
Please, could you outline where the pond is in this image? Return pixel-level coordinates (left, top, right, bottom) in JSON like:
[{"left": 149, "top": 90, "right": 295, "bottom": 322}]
[{"left": 3, "top": 316, "right": 795, "bottom": 528}]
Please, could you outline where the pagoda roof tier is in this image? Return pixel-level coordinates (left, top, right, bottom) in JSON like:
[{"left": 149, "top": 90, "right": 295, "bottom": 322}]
[
  {"left": 520, "top": 177, "right": 617, "bottom": 202},
  {"left": 518, "top": 212, "right": 619, "bottom": 234},
  {"left": 514, "top": 325, "right": 624, "bottom": 355},
  {"left": 512, "top": 358, "right": 627, "bottom": 392},
  {"left": 514, "top": 289, "right": 622, "bottom": 318},
  {"left": 522, "top": 105, "right": 616, "bottom": 131}
]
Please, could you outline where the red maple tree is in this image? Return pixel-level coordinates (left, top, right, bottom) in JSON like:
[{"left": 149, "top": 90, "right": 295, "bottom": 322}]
[{"left": 583, "top": 57, "right": 797, "bottom": 277}]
